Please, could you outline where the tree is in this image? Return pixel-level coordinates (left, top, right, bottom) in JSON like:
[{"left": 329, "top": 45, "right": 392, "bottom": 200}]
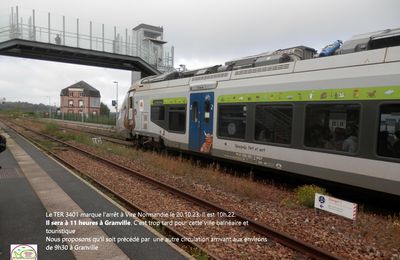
[{"left": 100, "top": 102, "right": 110, "bottom": 115}]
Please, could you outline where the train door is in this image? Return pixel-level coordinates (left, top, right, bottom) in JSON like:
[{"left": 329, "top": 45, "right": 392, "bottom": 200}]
[
  {"left": 127, "top": 91, "right": 135, "bottom": 130},
  {"left": 189, "top": 92, "right": 214, "bottom": 153}
]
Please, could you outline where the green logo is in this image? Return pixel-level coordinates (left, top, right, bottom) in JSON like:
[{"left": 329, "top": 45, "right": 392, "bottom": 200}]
[{"left": 10, "top": 244, "right": 37, "bottom": 260}]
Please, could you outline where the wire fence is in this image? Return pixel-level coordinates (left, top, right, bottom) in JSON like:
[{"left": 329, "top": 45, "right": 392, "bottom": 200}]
[{"left": 50, "top": 112, "right": 117, "bottom": 126}]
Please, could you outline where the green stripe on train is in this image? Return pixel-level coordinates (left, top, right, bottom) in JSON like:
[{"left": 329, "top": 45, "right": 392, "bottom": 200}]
[
  {"left": 217, "top": 86, "right": 400, "bottom": 103},
  {"left": 151, "top": 97, "right": 187, "bottom": 105}
]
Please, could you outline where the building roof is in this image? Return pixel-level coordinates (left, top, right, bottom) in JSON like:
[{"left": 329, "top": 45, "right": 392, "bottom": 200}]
[
  {"left": 143, "top": 38, "right": 167, "bottom": 45},
  {"left": 132, "top": 23, "right": 163, "bottom": 33},
  {"left": 60, "top": 81, "right": 101, "bottom": 97}
]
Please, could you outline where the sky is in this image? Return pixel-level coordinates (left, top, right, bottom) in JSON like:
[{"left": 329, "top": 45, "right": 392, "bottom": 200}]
[{"left": 0, "top": 0, "right": 399, "bottom": 108}]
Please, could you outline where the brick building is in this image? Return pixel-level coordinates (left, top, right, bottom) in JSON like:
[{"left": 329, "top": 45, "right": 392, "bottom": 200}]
[{"left": 60, "top": 81, "right": 101, "bottom": 115}]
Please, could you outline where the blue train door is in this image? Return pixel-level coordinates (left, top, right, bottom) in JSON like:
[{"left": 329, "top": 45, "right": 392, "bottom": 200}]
[{"left": 189, "top": 92, "right": 214, "bottom": 153}]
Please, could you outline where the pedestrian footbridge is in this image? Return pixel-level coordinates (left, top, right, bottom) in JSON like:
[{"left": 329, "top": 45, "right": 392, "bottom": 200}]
[{"left": 0, "top": 6, "right": 175, "bottom": 77}]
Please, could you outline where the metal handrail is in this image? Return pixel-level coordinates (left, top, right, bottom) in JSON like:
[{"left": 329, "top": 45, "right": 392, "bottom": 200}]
[{"left": 1, "top": 6, "right": 175, "bottom": 71}]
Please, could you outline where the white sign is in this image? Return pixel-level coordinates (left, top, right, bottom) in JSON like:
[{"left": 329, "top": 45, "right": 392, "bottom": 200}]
[
  {"left": 314, "top": 193, "right": 357, "bottom": 220},
  {"left": 91, "top": 137, "right": 102, "bottom": 144},
  {"left": 68, "top": 88, "right": 83, "bottom": 92},
  {"left": 139, "top": 99, "right": 144, "bottom": 112}
]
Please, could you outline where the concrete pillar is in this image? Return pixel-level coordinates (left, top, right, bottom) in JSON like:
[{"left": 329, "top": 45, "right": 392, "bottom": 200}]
[{"left": 131, "top": 71, "right": 141, "bottom": 85}]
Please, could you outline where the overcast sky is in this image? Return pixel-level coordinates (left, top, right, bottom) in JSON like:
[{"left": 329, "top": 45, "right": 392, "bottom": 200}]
[{"left": 0, "top": 0, "right": 399, "bottom": 108}]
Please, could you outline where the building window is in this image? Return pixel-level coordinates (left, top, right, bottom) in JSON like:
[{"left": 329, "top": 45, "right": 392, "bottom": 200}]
[
  {"left": 90, "top": 97, "right": 100, "bottom": 108},
  {"left": 255, "top": 105, "right": 293, "bottom": 144},
  {"left": 168, "top": 106, "right": 186, "bottom": 133},
  {"left": 304, "top": 104, "right": 360, "bottom": 153},
  {"left": 69, "top": 91, "right": 73, "bottom": 97},
  {"left": 79, "top": 92, "right": 83, "bottom": 97},
  {"left": 377, "top": 103, "right": 400, "bottom": 158},
  {"left": 218, "top": 105, "right": 247, "bottom": 140},
  {"left": 68, "top": 100, "right": 74, "bottom": 107},
  {"left": 79, "top": 100, "right": 84, "bottom": 108}
]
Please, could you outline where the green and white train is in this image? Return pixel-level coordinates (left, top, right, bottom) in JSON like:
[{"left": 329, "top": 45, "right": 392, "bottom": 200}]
[{"left": 118, "top": 28, "right": 400, "bottom": 196}]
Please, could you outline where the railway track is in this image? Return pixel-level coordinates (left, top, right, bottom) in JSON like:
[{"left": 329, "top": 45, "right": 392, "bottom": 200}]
[
  {"left": 43, "top": 119, "right": 134, "bottom": 147},
  {"left": 3, "top": 119, "right": 342, "bottom": 260},
  {"left": 59, "top": 125, "right": 133, "bottom": 147},
  {"left": 2, "top": 119, "right": 218, "bottom": 259},
  {"left": 52, "top": 119, "right": 400, "bottom": 215}
]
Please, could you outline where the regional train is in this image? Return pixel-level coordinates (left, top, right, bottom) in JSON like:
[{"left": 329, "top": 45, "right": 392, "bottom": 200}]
[{"left": 117, "top": 28, "right": 400, "bottom": 196}]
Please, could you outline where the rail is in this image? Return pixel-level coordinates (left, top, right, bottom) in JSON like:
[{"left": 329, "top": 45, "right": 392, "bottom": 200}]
[
  {"left": 2, "top": 118, "right": 343, "bottom": 260},
  {"left": 3, "top": 119, "right": 219, "bottom": 260}
]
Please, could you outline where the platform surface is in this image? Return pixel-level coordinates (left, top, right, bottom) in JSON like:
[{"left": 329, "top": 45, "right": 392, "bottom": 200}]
[{"left": 0, "top": 123, "right": 190, "bottom": 260}]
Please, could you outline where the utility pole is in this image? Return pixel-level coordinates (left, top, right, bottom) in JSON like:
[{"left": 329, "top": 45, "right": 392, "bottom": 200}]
[{"left": 113, "top": 81, "right": 118, "bottom": 124}]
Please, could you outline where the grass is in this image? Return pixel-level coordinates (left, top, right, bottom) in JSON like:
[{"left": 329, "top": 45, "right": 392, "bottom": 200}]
[
  {"left": 280, "top": 196, "right": 298, "bottom": 209},
  {"left": 295, "top": 184, "right": 327, "bottom": 208},
  {"left": 42, "top": 122, "right": 59, "bottom": 134},
  {"left": 18, "top": 118, "right": 400, "bottom": 257},
  {"left": 36, "top": 121, "right": 337, "bottom": 210},
  {"left": 39, "top": 128, "right": 284, "bottom": 204},
  {"left": 191, "top": 248, "right": 211, "bottom": 260},
  {"left": 139, "top": 152, "right": 279, "bottom": 201}
]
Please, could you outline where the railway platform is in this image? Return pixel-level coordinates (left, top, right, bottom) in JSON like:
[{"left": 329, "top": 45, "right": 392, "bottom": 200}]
[{"left": 0, "top": 123, "right": 191, "bottom": 260}]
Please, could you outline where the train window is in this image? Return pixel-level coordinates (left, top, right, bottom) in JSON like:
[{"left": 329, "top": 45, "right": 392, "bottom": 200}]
[
  {"left": 218, "top": 105, "right": 247, "bottom": 139},
  {"left": 377, "top": 104, "right": 400, "bottom": 158},
  {"left": 151, "top": 105, "right": 165, "bottom": 121},
  {"left": 304, "top": 104, "right": 360, "bottom": 153},
  {"left": 255, "top": 105, "right": 292, "bottom": 144},
  {"left": 192, "top": 102, "right": 198, "bottom": 122},
  {"left": 129, "top": 97, "right": 133, "bottom": 109},
  {"left": 169, "top": 106, "right": 186, "bottom": 133},
  {"left": 205, "top": 100, "right": 211, "bottom": 123}
]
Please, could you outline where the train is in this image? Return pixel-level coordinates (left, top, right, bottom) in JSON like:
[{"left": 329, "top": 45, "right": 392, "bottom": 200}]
[{"left": 117, "top": 28, "right": 400, "bottom": 196}]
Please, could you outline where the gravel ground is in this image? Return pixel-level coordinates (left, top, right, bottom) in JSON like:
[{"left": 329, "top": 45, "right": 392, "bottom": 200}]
[
  {"left": 66, "top": 138, "right": 400, "bottom": 259},
  {"left": 57, "top": 149, "right": 298, "bottom": 259},
  {"left": 11, "top": 118, "right": 400, "bottom": 259}
]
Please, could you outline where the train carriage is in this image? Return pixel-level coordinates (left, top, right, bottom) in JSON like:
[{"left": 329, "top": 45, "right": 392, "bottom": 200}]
[{"left": 118, "top": 28, "right": 400, "bottom": 196}]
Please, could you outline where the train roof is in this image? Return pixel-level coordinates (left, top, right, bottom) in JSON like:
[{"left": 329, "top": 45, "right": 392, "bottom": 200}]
[{"left": 138, "top": 27, "right": 400, "bottom": 86}]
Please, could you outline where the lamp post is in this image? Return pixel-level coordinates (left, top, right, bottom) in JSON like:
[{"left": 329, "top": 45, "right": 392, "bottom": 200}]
[
  {"left": 81, "top": 92, "right": 84, "bottom": 123},
  {"left": 113, "top": 81, "right": 118, "bottom": 123}
]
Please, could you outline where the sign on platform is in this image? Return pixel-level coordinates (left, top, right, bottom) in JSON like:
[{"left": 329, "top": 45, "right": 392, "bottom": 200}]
[
  {"left": 91, "top": 137, "right": 102, "bottom": 144},
  {"left": 314, "top": 193, "right": 357, "bottom": 220}
]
